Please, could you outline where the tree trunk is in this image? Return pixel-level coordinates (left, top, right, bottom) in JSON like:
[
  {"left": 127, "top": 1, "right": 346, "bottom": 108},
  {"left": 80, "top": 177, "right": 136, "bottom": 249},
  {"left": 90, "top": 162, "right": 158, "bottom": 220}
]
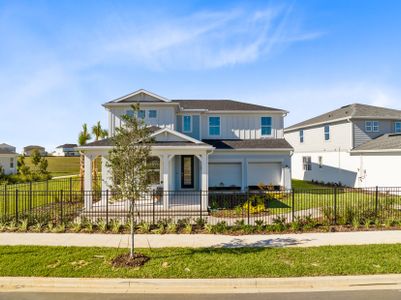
[{"left": 130, "top": 201, "right": 135, "bottom": 258}]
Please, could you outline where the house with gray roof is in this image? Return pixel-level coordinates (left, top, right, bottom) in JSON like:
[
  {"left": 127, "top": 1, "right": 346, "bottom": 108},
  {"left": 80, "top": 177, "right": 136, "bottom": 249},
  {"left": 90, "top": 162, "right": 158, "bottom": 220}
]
[
  {"left": 284, "top": 103, "right": 401, "bottom": 187},
  {"left": 0, "top": 143, "right": 17, "bottom": 175},
  {"left": 53, "top": 144, "right": 79, "bottom": 157},
  {"left": 77, "top": 89, "right": 293, "bottom": 210}
]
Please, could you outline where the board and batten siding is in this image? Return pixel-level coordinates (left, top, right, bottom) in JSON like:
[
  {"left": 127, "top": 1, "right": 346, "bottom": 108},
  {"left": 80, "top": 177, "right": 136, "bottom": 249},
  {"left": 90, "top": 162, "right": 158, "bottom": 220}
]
[
  {"left": 352, "top": 119, "right": 400, "bottom": 148},
  {"left": 176, "top": 114, "right": 201, "bottom": 140},
  {"left": 201, "top": 114, "right": 284, "bottom": 140},
  {"left": 285, "top": 121, "right": 353, "bottom": 152},
  {"left": 108, "top": 105, "right": 176, "bottom": 136}
]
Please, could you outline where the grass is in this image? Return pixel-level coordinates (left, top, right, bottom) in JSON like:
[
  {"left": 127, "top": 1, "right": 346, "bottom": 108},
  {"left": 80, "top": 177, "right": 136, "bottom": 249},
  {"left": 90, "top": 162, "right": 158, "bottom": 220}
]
[
  {"left": 292, "top": 179, "right": 328, "bottom": 189},
  {"left": 25, "top": 157, "right": 80, "bottom": 177},
  {"left": 1, "top": 244, "right": 401, "bottom": 278}
]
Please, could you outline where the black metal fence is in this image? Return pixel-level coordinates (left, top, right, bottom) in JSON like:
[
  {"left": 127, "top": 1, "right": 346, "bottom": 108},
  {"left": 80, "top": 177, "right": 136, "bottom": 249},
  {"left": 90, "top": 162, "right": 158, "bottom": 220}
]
[{"left": 1, "top": 186, "right": 401, "bottom": 226}]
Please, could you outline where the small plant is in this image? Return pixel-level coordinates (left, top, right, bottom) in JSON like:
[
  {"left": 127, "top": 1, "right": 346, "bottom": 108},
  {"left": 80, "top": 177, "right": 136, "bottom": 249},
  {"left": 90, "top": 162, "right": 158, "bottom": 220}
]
[
  {"left": 152, "top": 223, "right": 166, "bottom": 234},
  {"left": 272, "top": 216, "right": 287, "bottom": 232},
  {"left": 195, "top": 218, "right": 206, "bottom": 228},
  {"left": 177, "top": 218, "right": 190, "bottom": 228},
  {"left": 363, "top": 218, "right": 371, "bottom": 229},
  {"left": 31, "top": 220, "right": 44, "bottom": 233},
  {"left": 19, "top": 219, "right": 29, "bottom": 232},
  {"left": 255, "top": 220, "right": 264, "bottom": 231},
  {"left": 138, "top": 222, "right": 150, "bottom": 233},
  {"left": 85, "top": 220, "right": 94, "bottom": 233},
  {"left": 7, "top": 220, "right": 18, "bottom": 232},
  {"left": 53, "top": 223, "right": 66, "bottom": 233},
  {"left": 97, "top": 219, "right": 108, "bottom": 233},
  {"left": 0, "top": 221, "right": 7, "bottom": 232},
  {"left": 384, "top": 218, "right": 394, "bottom": 228},
  {"left": 71, "top": 221, "right": 82, "bottom": 233},
  {"left": 290, "top": 217, "right": 303, "bottom": 231},
  {"left": 110, "top": 219, "right": 121, "bottom": 234},
  {"left": 352, "top": 217, "right": 360, "bottom": 230},
  {"left": 47, "top": 222, "right": 54, "bottom": 232},
  {"left": 213, "top": 221, "right": 228, "bottom": 234},
  {"left": 205, "top": 224, "right": 213, "bottom": 233},
  {"left": 303, "top": 215, "right": 318, "bottom": 230},
  {"left": 233, "top": 220, "right": 245, "bottom": 231},
  {"left": 374, "top": 218, "right": 382, "bottom": 228},
  {"left": 166, "top": 223, "right": 177, "bottom": 234},
  {"left": 183, "top": 223, "right": 193, "bottom": 234}
]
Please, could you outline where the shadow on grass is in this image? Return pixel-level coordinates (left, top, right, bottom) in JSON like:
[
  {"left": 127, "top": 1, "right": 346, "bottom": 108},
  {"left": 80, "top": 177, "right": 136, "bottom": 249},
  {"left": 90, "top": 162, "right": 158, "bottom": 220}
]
[{"left": 267, "top": 199, "right": 291, "bottom": 209}]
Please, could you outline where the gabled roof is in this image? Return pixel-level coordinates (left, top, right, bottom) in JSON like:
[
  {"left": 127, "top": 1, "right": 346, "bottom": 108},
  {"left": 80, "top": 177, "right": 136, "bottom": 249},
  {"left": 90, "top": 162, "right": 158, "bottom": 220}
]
[
  {"left": 351, "top": 133, "right": 401, "bottom": 153},
  {"left": 105, "top": 89, "right": 170, "bottom": 104},
  {"left": 23, "top": 145, "right": 45, "bottom": 150},
  {"left": 56, "top": 144, "right": 78, "bottom": 149},
  {"left": 285, "top": 103, "right": 401, "bottom": 132},
  {"left": 203, "top": 139, "right": 293, "bottom": 150},
  {"left": 172, "top": 99, "right": 286, "bottom": 112},
  {"left": 0, "top": 148, "right": 17, "bottom": 155}
]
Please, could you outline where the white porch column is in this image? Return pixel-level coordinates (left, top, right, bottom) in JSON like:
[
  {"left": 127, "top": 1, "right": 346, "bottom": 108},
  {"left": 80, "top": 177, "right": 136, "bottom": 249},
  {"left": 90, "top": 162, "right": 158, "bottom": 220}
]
[
  {"left": 200, "top": 153, "right": 209, "bottom": 210},
  {"left": 101, "top": 156, "right": 112, "bottom": 204},
  {"left": 162, "top": 154, "right": 170, "bottom": 208},
  {"left": 84, "top": 153, "right": 93, "bottom": 210}
]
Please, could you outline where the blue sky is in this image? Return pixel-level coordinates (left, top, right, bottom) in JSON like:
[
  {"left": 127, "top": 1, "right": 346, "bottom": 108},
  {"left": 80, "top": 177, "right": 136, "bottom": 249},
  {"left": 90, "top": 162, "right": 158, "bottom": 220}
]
[{"left": 1, "top": 0, "right": 401, "bottom": 152}]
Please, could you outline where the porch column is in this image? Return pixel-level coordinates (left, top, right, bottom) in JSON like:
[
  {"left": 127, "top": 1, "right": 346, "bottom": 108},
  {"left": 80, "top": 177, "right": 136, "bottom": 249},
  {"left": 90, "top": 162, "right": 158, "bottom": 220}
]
[
  {"left": 162, "top": 154, "right": 169, "bottom": 208},
  {"left": 84, "top": 153, "right": 93, "bottom": 210},
  {"left": 200, "top": 153, "right": 209, "bottom": 210},
  {"left": 101, "top": 156, "right": 112, "bottom": 204}
]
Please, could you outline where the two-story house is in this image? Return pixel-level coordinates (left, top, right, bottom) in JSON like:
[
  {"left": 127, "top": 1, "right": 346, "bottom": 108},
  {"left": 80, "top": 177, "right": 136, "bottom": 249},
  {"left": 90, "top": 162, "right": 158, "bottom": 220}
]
[
  {"left": 78, "top": 89, "right": 293, "bottom": 209},
  {"left": 284, "top": 103, "right": 401, "bottom": 187},
  {"left": 0, "top": 143, "right": 18, "bottom": 175},
  {"left": 53, "top": 144, "right": 79, "bottom": 157}
]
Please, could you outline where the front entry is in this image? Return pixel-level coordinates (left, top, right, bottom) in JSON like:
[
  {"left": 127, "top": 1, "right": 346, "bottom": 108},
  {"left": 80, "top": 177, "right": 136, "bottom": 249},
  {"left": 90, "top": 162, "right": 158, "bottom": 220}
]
[{"left": 181, "top": 155, "right": 194, "bottom": 189}]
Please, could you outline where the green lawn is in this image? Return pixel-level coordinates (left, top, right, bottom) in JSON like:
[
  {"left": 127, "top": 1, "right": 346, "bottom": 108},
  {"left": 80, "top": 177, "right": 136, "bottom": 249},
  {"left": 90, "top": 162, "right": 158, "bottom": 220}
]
[
  {"left": 25, "top": 157, "right": 80, "bottom": 177},
  {"left": 1, "top": 244, "right": 401, "bottom": 278}
]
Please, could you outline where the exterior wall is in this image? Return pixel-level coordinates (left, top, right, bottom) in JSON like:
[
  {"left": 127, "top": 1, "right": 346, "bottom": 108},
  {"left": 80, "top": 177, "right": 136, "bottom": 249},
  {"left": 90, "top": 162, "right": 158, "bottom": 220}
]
[
  {"left": 108, "top": 105, "right": 176, "bottom": 136},
  {"left": 176, "top": 114, "right": 201, "bottom": 140},
  {"left": 353, "top": 119, "right": 401, "bottom": 148},
  {"left": 0, "top": 154, "right": 18, "bottom": 175},
  {"left": 208, "top": 151, "right": 292, "bottom": 190},
  {"left": 23, "top": 148, "right": 46, "bottom": 156},
  {"left": 291, "top": 151, "right": 362, "bottom": 187},
  {"left": 285, "top": 121, "right": 353, "bottom": 152},
  {"left": 201, "top": 113, "right": 284, "bottom": 140}
]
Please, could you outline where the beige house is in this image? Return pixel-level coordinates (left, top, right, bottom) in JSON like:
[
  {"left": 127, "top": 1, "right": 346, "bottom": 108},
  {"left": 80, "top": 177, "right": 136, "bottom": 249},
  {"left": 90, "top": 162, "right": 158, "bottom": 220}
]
[{"left": 0, "top": 143, "right": 18, "bottom": 175}]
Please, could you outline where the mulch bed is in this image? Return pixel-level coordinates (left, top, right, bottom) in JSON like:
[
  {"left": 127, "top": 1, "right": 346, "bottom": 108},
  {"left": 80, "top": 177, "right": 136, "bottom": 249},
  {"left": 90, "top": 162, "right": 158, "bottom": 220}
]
[{"left": 111, "top": 253, "right": 150, "bottom": 268}]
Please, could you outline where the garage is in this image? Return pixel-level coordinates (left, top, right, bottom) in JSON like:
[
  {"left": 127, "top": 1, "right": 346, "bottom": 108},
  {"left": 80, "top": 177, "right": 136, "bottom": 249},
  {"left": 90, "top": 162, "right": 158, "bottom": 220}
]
[
  {"left": 247, "top": 162, "right": 281, "bottom": 187},
  {"left": 209, "top": 163, "right": 242, "bottom": 188}
]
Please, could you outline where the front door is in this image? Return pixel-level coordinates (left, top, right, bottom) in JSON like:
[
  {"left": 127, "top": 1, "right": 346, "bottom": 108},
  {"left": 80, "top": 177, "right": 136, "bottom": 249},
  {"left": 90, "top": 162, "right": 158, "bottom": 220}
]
[{"left": 181, "top": 155, "right": 194, "bottom": 189}]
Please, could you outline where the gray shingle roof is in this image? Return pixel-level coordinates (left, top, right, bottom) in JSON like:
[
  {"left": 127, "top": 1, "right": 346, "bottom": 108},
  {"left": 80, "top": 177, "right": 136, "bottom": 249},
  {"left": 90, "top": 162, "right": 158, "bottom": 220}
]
[
  {"left": 0, "top": 148, "right": 16, "bottom": 155},
  {"left": 203, "top": 139, "right": 293, "bottom": 150},
  {"left": 286, "top": 103, "right": 401, "bottom": 131},
  {"left": 352, "top": 133, "right": 401, "bottom": 152},
  {"left": 82, "top": 138, "right": 206, "bottom": 147},
  {"left": 56, "top": 144, "right": 78, "bottom": 149},
  {"left": 171, "top": 100, "right": 285, "bottom": 112}
]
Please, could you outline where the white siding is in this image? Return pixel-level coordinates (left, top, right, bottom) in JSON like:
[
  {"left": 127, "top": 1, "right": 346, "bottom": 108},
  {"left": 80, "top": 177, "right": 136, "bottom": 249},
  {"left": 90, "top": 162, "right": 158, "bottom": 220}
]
[
  {"left": 209, "top": 163, "right": 242, "bottom": 188},
  {"left": 201, "top": 114, "right": 284, "bottom": 140},
  {"left": 0, "top": 154, "right": 18, "bottom": 175},
  {"left": 285, "top": 121, "right": 353, "bottom": 152}
]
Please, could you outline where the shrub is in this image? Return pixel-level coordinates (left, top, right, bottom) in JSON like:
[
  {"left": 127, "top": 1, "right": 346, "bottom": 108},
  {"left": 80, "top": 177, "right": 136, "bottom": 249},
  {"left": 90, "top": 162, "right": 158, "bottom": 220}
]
[
  {"left": 19, "top": 219, "right": 29, "bottom": 232},
  {"left": 303, "top": 215, "right": 318, "bottom": 230},
  {"left": 195, "top": 218, "right": 206, "bottom": 228},
  {"left": 110, "top": 219, "right": 121, "bottom": 234},
  {"left": 97, "top": 219, "right": 107, "bottom": 233},
  {"left": 213, "top": 221, "right": 228, "bottom": 234},
  {"left": 183, "top": 224, "right": 193, "bottom": 234},
  {"left": 152, "top": 223, "right": 165, "bottom": 234},
  {"left": 53, "top": 223, "right": 66, "bottom": 233},
  {"left": 205, "top": 224, "right": 213, "bottom": 233},
  {"left": 352, "top": 217, "right": 360, "bottom": 230},
  {"left": 272, "top": 216, "right": 287, "bottom": 232},
  {"left": 71, "top": 221, "right": 82, "bottom": 233},
  {"left": 138, "top": 222, "right": 150, "bottom": 233},
  {"left": 85, "top": 221, "right": 94, "bottom": 233},
  {"left": 363, "top": 218, "right": 371, "bottom": 229},
  {"left": 290, "top": 217, "right": 303, "bottom": 231},
  {"left": 166, "top": 222, "right": 177, "bottom": 234},
  {"left": 242, "top": 195, "right": 267, "bottom": 214}
]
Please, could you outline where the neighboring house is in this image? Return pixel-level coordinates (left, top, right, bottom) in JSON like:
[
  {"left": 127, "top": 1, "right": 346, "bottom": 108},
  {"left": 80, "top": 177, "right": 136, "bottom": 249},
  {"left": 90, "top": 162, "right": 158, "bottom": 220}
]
[
  {"left": 78, "top": 89, "right": 293, "bottom": 209},
  {"left": 53, "top": 144, "right": 79, "bottom": 157},
  {"left": 23, "top": 145, "right": 46, "bottom": 156},
  {"left": 284, "top": 103, "right": 401, "bottom": 187},
  {"left": 0, "top": 143, "right": 18, "bottom": 175}
]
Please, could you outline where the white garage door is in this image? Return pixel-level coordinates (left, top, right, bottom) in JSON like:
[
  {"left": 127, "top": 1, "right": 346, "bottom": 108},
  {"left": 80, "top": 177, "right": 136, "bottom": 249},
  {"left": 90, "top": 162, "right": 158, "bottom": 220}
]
[
  {"left": 247, "top": 162, "right": 281, "bottom": 186},
  {"left": 209, "top": 163, "right": 242, "bottom": 188}
]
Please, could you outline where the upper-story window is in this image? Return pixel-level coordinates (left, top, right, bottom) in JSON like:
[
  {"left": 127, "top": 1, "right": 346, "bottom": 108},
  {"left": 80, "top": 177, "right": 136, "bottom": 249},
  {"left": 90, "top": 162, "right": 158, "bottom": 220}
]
[
  {"left": 302, "top": 156, "right": 312, "bottom": 171},
  {"left": 324, "top": 125, "right": 330, "bottom": 140},
  {"left": 299, "top": 130, "right": 304, "bottom": 143},
  {"left": 261, "top": 117, "right": 272, "bottom": 136},
  {"left": 395, "top": 122, "right": 401, "bottom": 133},
  {"left": 365, "top": 121, "right": 379, "bottom": 132},
  {"left": 138, "top": 110, "right": 145, "bottom": 119},
  {"left": 183, "top": 115, "right": 192, "bottom": 132},
  {"left": 126, "top": 110, "right": 135, "bottom": 118},
  {"left": 209, "top": 116, "right": 220, "bottom": 136},
  {"left": 148, "top": 110, "right": 157, "bottom": 118},
  {"left": 10, "top": 157, "right": 14, "bottom": 169}
]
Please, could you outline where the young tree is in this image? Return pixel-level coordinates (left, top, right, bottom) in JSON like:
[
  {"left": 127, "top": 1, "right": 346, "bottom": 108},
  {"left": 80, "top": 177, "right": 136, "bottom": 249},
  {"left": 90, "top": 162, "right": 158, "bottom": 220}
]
[
  {"left": 91, "top": 121, "right": 108, "bottom": 191},
  {"left": 78, "top": 124, "right": 92, "bottom": 191},
  {"left": 108, "top": 104, "right": 153, "bottom": 259}
]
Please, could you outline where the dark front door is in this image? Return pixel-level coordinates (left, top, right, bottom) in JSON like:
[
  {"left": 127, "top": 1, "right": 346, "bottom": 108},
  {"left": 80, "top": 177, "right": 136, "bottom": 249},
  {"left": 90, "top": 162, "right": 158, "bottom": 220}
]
[{"left": 181, "top": 155, "right": 194, "bottom": 189}]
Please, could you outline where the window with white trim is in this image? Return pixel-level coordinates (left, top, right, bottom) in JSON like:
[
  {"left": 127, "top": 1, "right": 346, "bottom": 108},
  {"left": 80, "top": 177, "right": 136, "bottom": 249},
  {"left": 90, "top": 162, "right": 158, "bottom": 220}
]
[
  {"left": 10, "top": 157, "right": 14, "bottom": 169},
  {"left": 299, "top": 130, "right": 304, "bottom": 143},
  {"left": 126, "top": 110, "right": 135, "bottom": 118},
  {"left": 395, "top": 122, "right": 401, "bottom": 133},
  {"left": 365, "top": 121, "right": 379, "bottom": 132},
  {"left": 209, "top": 116, "right": 220, "bottom": 136},
  {"left": 183, "top": 115, "right": 192, "bottom": 132},
  {"left": 148, "top": 110, "right": 157, "bottom": 118},
  {"left": 261, "top": 117, "right": 272, "bottom": 136},
  {"left": 138, "top": 110, "right": 145, "bottom": 119},
  {"left": 303, "top": 156, "right": 312, "bottom": 171},
  {"left": 324, "top": 125, "right": 330, "bottom": 141},
  {"left": 318, "top": 156, "right": 323, "bottom": 168}
]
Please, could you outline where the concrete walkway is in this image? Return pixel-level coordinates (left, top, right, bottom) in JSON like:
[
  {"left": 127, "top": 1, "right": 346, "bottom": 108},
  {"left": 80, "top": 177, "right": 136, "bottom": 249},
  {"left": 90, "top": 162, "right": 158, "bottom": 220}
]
[
  {"left": 0, "top": 231, "right": 401, "bottom": 248},
  {"left": 1, "top": 274, "right": 401, "bottom": 294}
]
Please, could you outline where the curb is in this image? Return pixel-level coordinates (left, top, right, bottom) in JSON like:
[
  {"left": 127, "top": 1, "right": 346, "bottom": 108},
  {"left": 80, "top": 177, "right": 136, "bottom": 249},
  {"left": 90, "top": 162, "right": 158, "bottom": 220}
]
[{"left": 1, "top": 275, "right": 401, "bottom": 294}]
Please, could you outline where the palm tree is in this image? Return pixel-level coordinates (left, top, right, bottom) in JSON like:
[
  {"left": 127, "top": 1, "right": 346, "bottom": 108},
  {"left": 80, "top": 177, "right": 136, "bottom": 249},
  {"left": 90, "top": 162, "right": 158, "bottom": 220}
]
[
  {"left": 78, "top": 123, "right": 92, "bottom": 192},
  {"left": 91, "top": 121, "right": 108, "bottom": 192}
]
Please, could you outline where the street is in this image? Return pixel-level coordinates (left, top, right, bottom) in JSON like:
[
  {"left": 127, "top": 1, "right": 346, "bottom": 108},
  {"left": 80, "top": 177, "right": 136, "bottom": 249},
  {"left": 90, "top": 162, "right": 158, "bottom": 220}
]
[{"left": 1, "top": 290, "right": 401, "bottom": 300}]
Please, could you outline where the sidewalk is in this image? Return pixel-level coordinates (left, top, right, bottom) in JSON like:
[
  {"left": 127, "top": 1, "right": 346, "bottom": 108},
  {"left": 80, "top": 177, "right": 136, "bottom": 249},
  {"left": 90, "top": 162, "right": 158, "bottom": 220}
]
[
  {"left": 0, "top": 230, "right": 401, "bottom": 248},
  {"left": 1, "top": 274, "right": 401, "bottom": 294}
]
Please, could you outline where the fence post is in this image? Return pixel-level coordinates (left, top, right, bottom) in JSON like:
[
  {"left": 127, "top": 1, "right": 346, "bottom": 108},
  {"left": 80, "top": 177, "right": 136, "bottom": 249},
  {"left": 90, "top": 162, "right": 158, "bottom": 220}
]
[
  {"left": 291, "top": 189, "right": 295, "bottom": 221},
  {"left": 60, "top": 190, "right": 64, "bottom": 224},
  {"left": 334, "top": 187, "right": 337, "bottom": 225},
  {"left": 199, "top": 191, "right": 203, "bottom": 221},
  {"left": 69, "top": 177, "right": 73, "bottom": 202},
  {"left": 247, "top": 191, "right": 250, "bottom": 225},
  {"left": 375, "top": 186, "right": 379, "bottom": 218},
  {"left": 29, "top": 181, "right": 33, "bottom": 211},
  {"left": 46, "top": 180, "right": 49, "bottom": 204},
  {"left": 15, "top": 189, "right": 19, "bottom": 223},
  {"left": 4, "top": 184, "right": 7, "bottom": 217},
  {"left": 106, "top": 190, "right": 109, "bottom": 227}
]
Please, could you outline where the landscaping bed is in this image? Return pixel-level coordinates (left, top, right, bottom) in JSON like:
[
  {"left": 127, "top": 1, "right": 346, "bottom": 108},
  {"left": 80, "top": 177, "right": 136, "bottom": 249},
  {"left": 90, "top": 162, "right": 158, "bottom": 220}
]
[{"left": 2, "top": 244, "right": 401, "bottom": 278}]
